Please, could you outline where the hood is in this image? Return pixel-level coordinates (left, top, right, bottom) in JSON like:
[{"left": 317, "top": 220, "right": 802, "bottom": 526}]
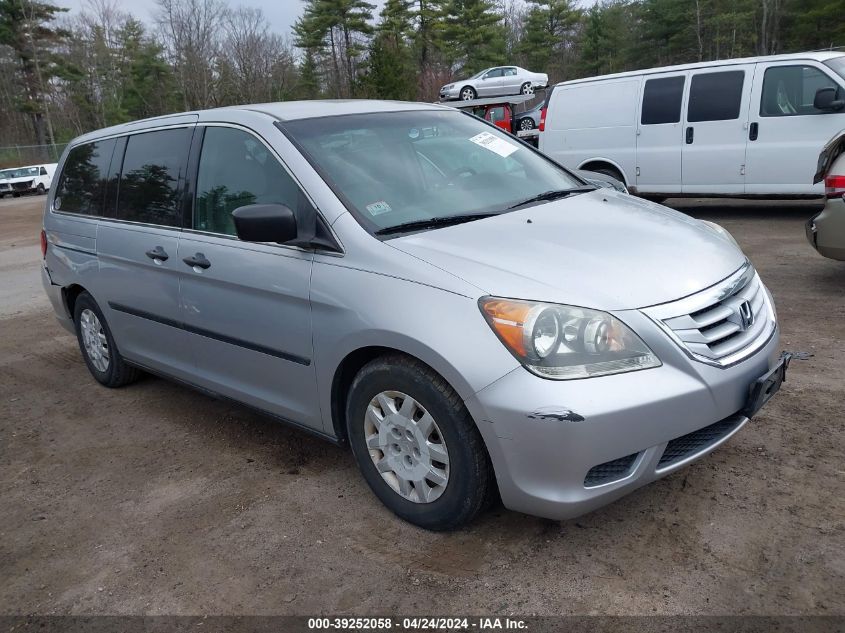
[{"left": 388, "top": 190, "right": 746, "bottom": 311}]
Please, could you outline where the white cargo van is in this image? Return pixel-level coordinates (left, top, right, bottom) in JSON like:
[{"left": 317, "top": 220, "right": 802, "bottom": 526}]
[
  {"left": 0, "top": 163, "right": 57, "bottom": 197},
  {"left": 540, "top": 52, "right": 845, "bottom": 197}
]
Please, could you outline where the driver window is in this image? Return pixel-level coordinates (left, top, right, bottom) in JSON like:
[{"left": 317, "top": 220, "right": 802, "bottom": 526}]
[
  {"left": 761, "top": 65, "right": 840, "bottom": 117},
  {"left": 194, "top": 126, "right": 301, "bottom": 236},
  {"left": 484, "top": 69, "right": 503, "bottom": 79}
]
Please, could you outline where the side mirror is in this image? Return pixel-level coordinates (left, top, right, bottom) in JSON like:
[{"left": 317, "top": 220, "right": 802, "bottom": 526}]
[
  {"left": 232, "top": 203, "right": 297, "bottom": 243},
  {"left": 814, "top": 87, "right": 845, "bottom": 111}
]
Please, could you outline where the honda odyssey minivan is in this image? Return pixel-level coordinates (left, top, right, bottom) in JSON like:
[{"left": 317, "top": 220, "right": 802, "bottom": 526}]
[{"left": 42, "top": 101, "right": 788, "bottom": 530}]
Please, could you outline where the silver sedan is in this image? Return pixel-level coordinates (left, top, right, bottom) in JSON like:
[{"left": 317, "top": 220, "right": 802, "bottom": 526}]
[{"left": 441, "top": 66, "right": 549, "bottom": 101}]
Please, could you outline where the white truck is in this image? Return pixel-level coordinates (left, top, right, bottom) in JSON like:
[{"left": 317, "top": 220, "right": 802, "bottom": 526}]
[
  {"left": 0, "top": 163, "right": 57, "bottom": 197},
  {"left": 540, "top": 51, "right": 845, "bottom": 198}
]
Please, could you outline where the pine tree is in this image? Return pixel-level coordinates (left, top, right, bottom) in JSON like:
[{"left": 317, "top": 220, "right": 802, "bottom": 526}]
[
  {"left": 0, "top": 0, "right": 67, "bottom": 151},
  {"left": 442, "top": 0, "right": 506, "bottom": 75},
  {"left": 367, "top": 0, "right": 416, "bottom": 99},
  {"left": 518, "top": 0, "right": 581, "bottom": 79}
]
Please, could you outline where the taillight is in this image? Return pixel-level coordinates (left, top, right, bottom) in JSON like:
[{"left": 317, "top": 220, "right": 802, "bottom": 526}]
[
  {"left": 539, "top": 108, "right": 547, "bottom": 132},
  {"left": 825, "top": 174, "right": 845, "bottom": 199},
  {"left": 40, "top": 229, "right": 47, "bottom": 258}
]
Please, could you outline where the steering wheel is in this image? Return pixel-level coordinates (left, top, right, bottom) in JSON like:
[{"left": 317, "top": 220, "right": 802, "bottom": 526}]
[{"left": 446, "top": 166, "right": 477, "bottom": 184}]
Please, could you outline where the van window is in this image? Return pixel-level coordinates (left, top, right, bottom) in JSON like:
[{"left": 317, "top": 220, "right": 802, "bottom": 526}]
[
  {"left": 116, "top": 128, "right": 192, "bottom": 226},
  {"left": 687, "top": 71, "right": 745, "bottom": 122},
  {"left": 761, "top": 65, "right": 841, "bottom": 117},
  {"left": 40, "top": 166, "right": 47, "bottom": 176},
  {"left": 53, "top": 139, "right": 116, "bottom": 216},
  {"left": 194, "top": 126, "right": 301, "bottom": 236},
  {"left": 641, "top": 76, "right": 685, "bottom": 124}
]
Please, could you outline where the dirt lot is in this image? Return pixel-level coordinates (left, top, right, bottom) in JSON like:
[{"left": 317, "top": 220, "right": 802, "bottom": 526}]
[{"left": 1, "top": 194, "right": 843, "bottom": 616}]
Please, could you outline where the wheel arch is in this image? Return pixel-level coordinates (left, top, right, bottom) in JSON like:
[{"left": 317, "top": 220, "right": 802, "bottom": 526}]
[
  {"left": 577, "top": 158, "right": 629, "bottom": 185},
  {"left": 328, "top": 343, "right": 477, "bottom": 444},
  {"left": 62, "top": 283, "right": 88, "bottom": 321}
]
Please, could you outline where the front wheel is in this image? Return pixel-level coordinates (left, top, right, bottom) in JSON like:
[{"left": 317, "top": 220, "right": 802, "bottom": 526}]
[
  {"left": 73, "top": 291, "right": 141, "bottom": 388},
  {"left": 346, "top": 354, "right": 495, "bottom": 530},
  {"left": 36, "top": 183, "right": 46, "bottom": 194},
  {"left": 460, "top": 86, "right": 476, "bottom": 101}
]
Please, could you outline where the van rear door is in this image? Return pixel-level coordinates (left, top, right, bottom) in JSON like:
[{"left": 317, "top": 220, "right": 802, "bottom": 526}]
[
  {"left": 745, "top": 60, "right": 845, "bottom": 195},
  {"left": 681, "top": 65, "right": 753, "bottom": 194},
  {"left": 635, "top": 72, "right": 687, "bottom": 194}
]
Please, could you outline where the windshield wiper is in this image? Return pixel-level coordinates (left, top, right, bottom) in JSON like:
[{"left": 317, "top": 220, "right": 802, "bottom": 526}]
[
  {"left": 375, "top": 212, "right": 500, "bottom": 236},
  {"left": 507, "top": 186, "right": 596, "bottom": 210}
]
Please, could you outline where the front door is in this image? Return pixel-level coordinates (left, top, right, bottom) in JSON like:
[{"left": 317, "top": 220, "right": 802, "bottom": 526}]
[
  {"left": 681, "top": 66, "right": 753, "bottom": 194},
  {"left": 635, "top": 73, "right": 686, "bottom": 194},
  {"left": 478, "top": 68, "right": 504, "bottom": 96},
  {"left": 745, "top": 61, "right": 845, "bottom": 195},
  {"left": 178, "top": 125, "right": 320, "bottom": 430},
  {"left": 96, "top": 126, "right": 196, "bottom": 379}
]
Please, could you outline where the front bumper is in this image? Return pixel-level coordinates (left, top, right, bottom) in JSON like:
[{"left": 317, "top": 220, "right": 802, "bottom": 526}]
[
  {"left": 464, "top": 313, "right": 782, "bottom": 521},
  {"left": 806, "top": 198, "right": 845, "bottom": 261},
  {"left": 439, "top": 86, "right": 460, "bottom": 101}
]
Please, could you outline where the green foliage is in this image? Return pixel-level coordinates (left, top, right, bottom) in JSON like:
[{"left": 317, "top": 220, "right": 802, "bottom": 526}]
[
  {"left": 442, "top": 0, "right": 507, "bottom": 74},
  {"left": 518, "top": 0, "right": 581, "bottom": 80},
  {"left": 366, "top": 0, "right": 417, "bottom": 99}
]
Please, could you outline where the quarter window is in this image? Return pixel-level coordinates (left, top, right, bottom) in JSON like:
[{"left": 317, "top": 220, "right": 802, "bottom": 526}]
[
  {"left": 53, "top": 139, "right": 116, "bottom": 216},
  {"left": 194, "top": 126, "right": 301, "bottom": 236},
  {"left": 116, "top": 128, "right": 192, "bottom": 226},
  {"left": 641, "top": 76, "right": 685, "bottom": 125},
  {"left": 761, "top": 65, "right": 841, "bottom": 117},
  {"left": 687, "top": 71, "right": 745, "bottom": 122}
]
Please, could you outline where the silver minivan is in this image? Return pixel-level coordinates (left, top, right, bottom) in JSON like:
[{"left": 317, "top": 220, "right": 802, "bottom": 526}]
[{"left": 41, "top": 101, "right": 788, "bottom": 530}]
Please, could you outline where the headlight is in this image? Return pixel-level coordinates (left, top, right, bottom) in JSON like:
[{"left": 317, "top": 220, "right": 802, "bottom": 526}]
[
  {"left": 700, "top": 220, "right": 740, "bottom": 249},
  {"left": 479, "top": 297, "right": 661, "bottom": 379}
]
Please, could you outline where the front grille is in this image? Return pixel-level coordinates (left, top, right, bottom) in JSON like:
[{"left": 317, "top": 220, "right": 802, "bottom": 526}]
[
  {"left": 12, "top": 180, "right": 33, "bottom": 191},
  {"left": 642, "top": 264, "right": 774, "bottom": 366},
  {"left": 657, "top": 415, "right": 744, "bottom": 469},
  {"left": 584, "top": 452, "right": 639, "bottom": 487},
  {"left": 0, "top": 183, "right": 9, "bottom": 191}
]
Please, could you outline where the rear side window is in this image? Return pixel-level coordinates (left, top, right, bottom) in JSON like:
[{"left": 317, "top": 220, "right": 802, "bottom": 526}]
[
  {"left": 54, "top": 139, "right": 116, "bottom": 216},
  {"left": 761, "top": 65, "right": 841, "bottom": 117},
  {"left": 687, "top": 71, "right": 745, "bottom": 122},
  {"left": 641, "top": 76, "right": 685, "bottom": 124},
  {"left": 194, "top": 126, "right": 302, "bottom": 236},
  {"left": 116, "top": 127, "right": 192, "bottom": 226}
]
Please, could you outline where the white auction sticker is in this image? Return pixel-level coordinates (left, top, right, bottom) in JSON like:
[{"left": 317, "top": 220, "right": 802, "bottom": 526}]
[
  {"left": 366, "top": 200, "right": 392, "bottom": 216},
  {"left": 468, "top": 131, "right": 519, "bottom": 158}
]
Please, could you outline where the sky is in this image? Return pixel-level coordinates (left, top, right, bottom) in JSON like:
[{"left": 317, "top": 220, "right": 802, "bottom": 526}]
[{"left": 54, "top": 0, "right": 386, "bottom": 37}]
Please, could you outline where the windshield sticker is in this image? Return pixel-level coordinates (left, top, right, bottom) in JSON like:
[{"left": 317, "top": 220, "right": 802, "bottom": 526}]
[
  {"left": 468, "top": 131, "right": 519, "bottom": 158},
  {"left": 366, "top": 200, "right": 392, "bottom": 216}
]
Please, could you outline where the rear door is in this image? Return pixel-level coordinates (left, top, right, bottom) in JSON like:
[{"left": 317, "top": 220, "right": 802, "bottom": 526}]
[
  {"left": 635, "top": 73, "right": 687, "bottom": 194},
  {"left": 96, "top": 124, "right": 196, "bottom": 379},
  {"left": 681, "top": 66, "right": 753, "bottom": 194},
  {"left": 745, "top": 61, "right": 845, "bottom": 195},
  {"left": 178, "top": 124, "right": 321, "bottom": 430},
  {"left": 501, "top": 67, "right": 520, "bottom": 95}
]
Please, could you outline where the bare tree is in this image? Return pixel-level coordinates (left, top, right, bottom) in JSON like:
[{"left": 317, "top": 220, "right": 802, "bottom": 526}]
[{"left": 156, "top": 0, "right": 227, "bottom": 109}]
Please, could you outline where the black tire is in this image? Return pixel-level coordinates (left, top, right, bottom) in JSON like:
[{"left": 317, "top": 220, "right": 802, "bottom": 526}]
[
  {"left": 73, "top": 291, "right": 141, "bottom": 388},
  {"left": 519, "top": 117, "right": 535, "bottom": 131},
  {"left": 459, "top": 86, "right": 476, "bottom": 101},
  {"left": 520, "top": 82, "right": 534, "bottom": 95},
  {"left": 592, "top": 165, "right": 625, "bottom": 185},
  {"left": 346, "top": 354, "right": 495, "bottom": 531},
  {"left": 36, "top": 183, "right": 45, "bottom": 194}
]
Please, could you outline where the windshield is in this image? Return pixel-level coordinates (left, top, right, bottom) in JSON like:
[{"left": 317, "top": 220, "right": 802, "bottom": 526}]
[
  {"left": 825, "top": 56, "right": 845, "bottom": 82},
  {"left": 1, "top": 167, "right": 38, "bottom": 179},
  {"left": 281, "top": 110, "right": 583, "bottom": 234}
]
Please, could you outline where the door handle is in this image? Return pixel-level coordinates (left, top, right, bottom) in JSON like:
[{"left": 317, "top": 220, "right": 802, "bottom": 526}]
[
  {"left": 749, "top": 122, "right": 759, "bottom": 141},
  {"left": 145, "top": 246, "right": 169, "bottom": 261},
  {"left": 685, "top": 126, "right": 694, "bottom": 144},
  {"left": 182, "top": 252, "right": 211, "bottom": 270}
]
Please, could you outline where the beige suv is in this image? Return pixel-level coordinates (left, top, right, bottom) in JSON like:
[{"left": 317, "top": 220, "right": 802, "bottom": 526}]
[{"left": 808, "top": 132, "right": 845, "bottom": 261}]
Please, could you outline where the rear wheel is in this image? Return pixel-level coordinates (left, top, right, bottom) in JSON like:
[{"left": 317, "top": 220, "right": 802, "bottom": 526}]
[
  {"left": 520, "top": 82, "right": 534, "bottom": 95},
  {"left": 519, "top": 117, "right": 535, "bottom": 131},
  {"left": 73, "top": 291, "right": 141, "bottom": 388},
  {"left": 346, "top": 354, "right": 495, "bottom": 530},
  {"left": 460, "top": 86, "right": 476, "bottom": 101}
]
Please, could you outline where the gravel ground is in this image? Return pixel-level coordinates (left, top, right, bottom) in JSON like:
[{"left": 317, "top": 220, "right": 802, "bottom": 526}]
[{"left": 0, "top": 194, "right": 843, "bottom": 616}]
